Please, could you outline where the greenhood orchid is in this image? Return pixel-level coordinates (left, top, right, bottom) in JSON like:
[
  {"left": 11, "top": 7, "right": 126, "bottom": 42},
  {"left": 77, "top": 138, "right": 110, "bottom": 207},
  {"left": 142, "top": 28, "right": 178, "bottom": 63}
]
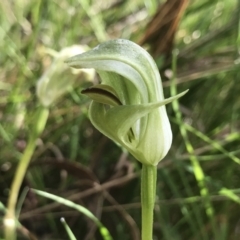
[{"left": 65, "top": 39, "right": 187, "bottom": 166}]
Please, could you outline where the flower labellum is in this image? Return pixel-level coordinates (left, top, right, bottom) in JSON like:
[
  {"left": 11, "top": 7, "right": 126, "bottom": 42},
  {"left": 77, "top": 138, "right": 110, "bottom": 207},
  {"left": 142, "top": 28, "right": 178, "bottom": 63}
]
[{"left": 65, "top": 39, "right": 188, "bottom": 166}]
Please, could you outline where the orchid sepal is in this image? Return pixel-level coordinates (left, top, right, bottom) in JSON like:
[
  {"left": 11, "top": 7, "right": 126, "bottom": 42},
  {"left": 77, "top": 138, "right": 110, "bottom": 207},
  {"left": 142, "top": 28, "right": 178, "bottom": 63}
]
[{"left": 88, "top": 90, "right": 188, "bottom": 166}]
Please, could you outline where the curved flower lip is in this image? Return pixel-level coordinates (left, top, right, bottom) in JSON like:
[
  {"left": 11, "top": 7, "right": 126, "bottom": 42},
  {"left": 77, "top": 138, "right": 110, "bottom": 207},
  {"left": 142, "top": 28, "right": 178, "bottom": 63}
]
[
  {"left": 81, "top": 84, "right": 122, "bottom": 106},
  {"left": 65, "top": 39, "right": 188, "bottom": 166}
]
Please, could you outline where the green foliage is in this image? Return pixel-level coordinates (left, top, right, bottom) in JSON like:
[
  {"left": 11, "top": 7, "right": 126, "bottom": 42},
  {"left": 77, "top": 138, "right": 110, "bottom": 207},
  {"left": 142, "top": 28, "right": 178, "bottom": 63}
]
[
  {"left": 1, "top": 0, "right": 240, "bottom": 239},
  {"left": 32, "top": 188, "right": 112, "bottom": 240}
]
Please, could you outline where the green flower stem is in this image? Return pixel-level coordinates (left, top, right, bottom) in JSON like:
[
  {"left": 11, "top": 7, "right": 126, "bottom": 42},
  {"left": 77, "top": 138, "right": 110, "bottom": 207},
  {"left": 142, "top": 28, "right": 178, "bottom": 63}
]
[
  {"left": 4, "top": 107, "right": 49, "bottom": 240},
  {"left": 141, "top": 164, "right": 157, "bottom": 240}
]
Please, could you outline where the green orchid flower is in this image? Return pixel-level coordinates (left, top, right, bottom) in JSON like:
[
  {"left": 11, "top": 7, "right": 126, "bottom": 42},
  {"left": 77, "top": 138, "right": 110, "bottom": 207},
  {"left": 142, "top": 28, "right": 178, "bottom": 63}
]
[{"left": 66, "top": 39, "right": 187, "bottom": 166}]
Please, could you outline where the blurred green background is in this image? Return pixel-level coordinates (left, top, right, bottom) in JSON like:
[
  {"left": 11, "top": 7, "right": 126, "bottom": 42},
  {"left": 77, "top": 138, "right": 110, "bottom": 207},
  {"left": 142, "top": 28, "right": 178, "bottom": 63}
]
[{"left": 1, "top": 0, "right": 240, "bottom": 239}]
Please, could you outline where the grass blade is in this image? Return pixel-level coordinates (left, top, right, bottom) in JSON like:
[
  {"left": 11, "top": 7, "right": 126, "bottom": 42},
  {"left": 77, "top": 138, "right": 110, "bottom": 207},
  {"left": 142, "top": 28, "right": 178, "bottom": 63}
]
[
  {"left": 60, "top": 217, "right": 77, "bottom": 240},
  {"left": 31, "top": 188, "right": 113, "bottom": 240}
]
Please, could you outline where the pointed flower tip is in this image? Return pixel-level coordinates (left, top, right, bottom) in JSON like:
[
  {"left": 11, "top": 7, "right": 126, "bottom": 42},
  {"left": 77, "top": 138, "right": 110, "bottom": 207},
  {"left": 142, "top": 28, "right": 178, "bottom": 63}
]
[
  {"left": 64, "top": 55, "right": 75, "bottom": 64},
  {"left": 64, "top": 54, "right": 83, "bottom": 68}
]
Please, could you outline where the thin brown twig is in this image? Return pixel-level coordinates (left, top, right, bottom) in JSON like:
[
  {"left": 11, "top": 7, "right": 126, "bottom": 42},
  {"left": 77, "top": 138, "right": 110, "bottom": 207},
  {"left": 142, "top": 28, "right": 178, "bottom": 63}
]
[
  {"left": 20, "top": 172, "right": 138, "bottom": 220},
  {"left": 102, "top": 187, "right": 140, "bottom": 240}
]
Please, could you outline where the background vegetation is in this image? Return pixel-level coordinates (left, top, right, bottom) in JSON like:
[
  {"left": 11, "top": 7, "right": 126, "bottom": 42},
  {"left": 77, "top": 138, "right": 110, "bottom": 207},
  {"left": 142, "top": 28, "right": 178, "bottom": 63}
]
[{"left": 1, "top": 0, "right": 240, "bottom": 239}]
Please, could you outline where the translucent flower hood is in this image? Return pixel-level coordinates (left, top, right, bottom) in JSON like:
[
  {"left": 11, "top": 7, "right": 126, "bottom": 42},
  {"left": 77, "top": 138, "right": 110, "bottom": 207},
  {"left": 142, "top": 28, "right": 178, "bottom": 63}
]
[{"left": 66, "top": 39, "right": 187, "bottom": 166}]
